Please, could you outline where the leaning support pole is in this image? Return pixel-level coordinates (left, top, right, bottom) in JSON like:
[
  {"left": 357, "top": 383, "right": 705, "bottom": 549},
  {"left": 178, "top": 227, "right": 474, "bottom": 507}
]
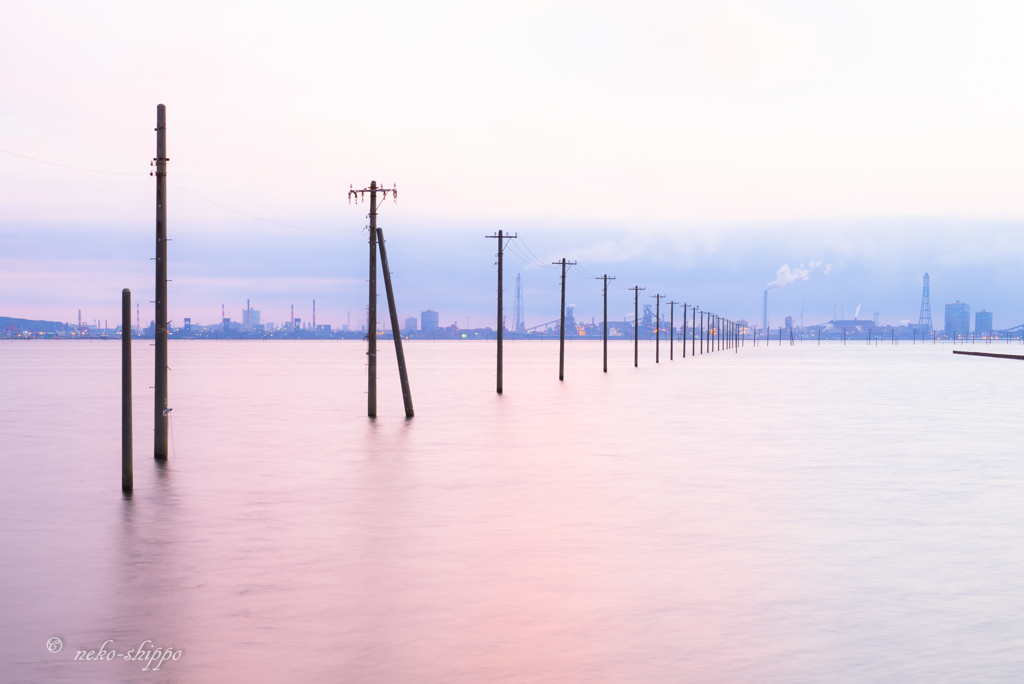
[
  {"left": 376, "top": 228, "right": 414, "bottom": 418},
  {"left": 122, "top": 288, "right": 133, "bottom": 493},
  {"left": 154, "top": 104, "right": 169, "bottom": 460}
]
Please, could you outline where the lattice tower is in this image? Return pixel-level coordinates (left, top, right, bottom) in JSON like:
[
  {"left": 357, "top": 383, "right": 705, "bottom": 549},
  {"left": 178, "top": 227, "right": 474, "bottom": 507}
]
[
  {"left": 918, "top": 273, "right": 932, "bottom": 332},
  {"left": 513, "top": 273, "right": 525, "bottom": 332}
]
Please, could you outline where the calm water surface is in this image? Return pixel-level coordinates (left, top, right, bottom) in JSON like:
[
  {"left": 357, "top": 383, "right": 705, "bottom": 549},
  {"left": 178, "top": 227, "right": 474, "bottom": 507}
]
[{"left": 2, "top": 338, "right": 1023, "bottom": 682}]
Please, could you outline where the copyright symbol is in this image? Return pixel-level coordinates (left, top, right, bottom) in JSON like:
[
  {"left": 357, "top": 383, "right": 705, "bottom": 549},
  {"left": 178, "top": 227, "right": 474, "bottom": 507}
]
[{"left": 47, "top": 637, "right": 62, "bottom": 653}]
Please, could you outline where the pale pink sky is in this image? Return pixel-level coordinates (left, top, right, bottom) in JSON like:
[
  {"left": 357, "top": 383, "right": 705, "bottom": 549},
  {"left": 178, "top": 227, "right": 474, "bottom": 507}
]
[{"left": 3, "top": 1, "right": 1024, "bottom": 328}]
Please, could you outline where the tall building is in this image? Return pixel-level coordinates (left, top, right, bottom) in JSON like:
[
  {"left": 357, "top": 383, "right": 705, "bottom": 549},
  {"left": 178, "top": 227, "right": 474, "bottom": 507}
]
[
  {"left": 784, "top": 315, "right": 793, "bottom": 329},
  {"left": 873, "top": 311, "right": 880, "bottom": 326},
  {"left": 944, "top": 301, "right": 970, "bottom": 336},
  {"left": 976, "top": 310, "right": 993, "bottom": 334},
  {"left": 242, "top": 308, "right": 260, "bottom": 328},
  {"left": 421, "top": 310, "right": 439, "bottom": 332},
  {"left": 918, "top": 273, "right": 932, "bottom": 332},
  {"left": 404, "top": 316, "right": 417, "bottom": 333}
]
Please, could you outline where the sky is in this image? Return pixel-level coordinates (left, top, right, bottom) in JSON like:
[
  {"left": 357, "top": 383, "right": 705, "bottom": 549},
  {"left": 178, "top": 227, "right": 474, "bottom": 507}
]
[{"left": 3, "top": 1, "right": 1024, "bottom": 330}]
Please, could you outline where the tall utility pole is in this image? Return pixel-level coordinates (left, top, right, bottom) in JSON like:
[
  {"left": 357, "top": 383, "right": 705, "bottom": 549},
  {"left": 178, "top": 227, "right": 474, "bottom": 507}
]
[
  {"left": 682, "top": 303, "right": 689, "bottom": 358},
  {"left": 700, "top": 311, "right": 705, "bottom": 354},
  {"left": 376, "top": 228, "right": 414, "bottom": 417},
  {"left": 486, "top": 230, "right": 517, "bottom": 393},
  {"left": 652, "top": 294, "right": 665, "bottom": 362},
  {"left": 153, "top": 104, "right": 169, "bottom": 460},
  {"left": 553, "top": 258, "right": 577, "bottom": 380},
  {"left": 596, "top": 274, "right": 616, "bottom": 372},
  {"left": 349, "top": 181, "right": 396, "bottom": 418},
  {"left": 122, "top": 288, "right": 133, "bottom": 493},
  {"left": 668, "top": 301, "right": 679, "bottom": 360},
  {"left": 691, "top": 306, "right": 697, "bottom": 357},
  {"left": 629, "top": 286, "right": 645, "bottom": 367}
]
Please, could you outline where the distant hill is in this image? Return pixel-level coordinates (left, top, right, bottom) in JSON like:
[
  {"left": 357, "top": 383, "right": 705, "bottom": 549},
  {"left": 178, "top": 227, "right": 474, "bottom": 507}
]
[{"left": 1, "top": 317, "right": 67, "bottom": 333}]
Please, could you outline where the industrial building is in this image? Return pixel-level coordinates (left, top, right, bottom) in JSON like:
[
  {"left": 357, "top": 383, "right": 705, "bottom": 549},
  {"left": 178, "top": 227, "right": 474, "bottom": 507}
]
[
  {"left": 421, "top": 310, "right": 439, "bottom": 332},
  {"left": 405, "top": 316, "right": 417, "bottom": 333},
  {"left": 976, "top": 310, "right": 993, "bottom": 334},
  {"left": 944, "top": 301, "right": 970, "bottom": 336}
]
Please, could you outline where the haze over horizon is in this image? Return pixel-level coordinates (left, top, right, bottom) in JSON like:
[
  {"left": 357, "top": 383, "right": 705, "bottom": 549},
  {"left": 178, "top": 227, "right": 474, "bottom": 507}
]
[{"left": 4, "top": 1, "right": 1024, "bottom": 329}]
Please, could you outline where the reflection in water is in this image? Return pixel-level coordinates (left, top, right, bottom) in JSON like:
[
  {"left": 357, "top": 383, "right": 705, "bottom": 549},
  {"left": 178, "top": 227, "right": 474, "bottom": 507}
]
[{"left": 2, "top": 340, "right": 1024, "bottom": 683}]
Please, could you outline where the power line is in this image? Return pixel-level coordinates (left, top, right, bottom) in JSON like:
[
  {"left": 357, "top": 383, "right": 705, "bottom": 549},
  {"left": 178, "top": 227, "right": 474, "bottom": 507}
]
[
  {"left": 169, "top": 182, "right": 356, "bottom": 233},
  {"left": 0, "top": 147, "right": 145, "bottom": 176},
  {"left": 0, "top": 145, "right": 356, "bottom": 234}
]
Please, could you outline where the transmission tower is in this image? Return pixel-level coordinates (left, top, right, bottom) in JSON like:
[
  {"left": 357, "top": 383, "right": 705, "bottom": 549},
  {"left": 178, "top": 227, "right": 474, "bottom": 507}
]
[
  {"left": 513, "top": 273, "right": 525, "bottom": 332},
  {"left": 918, "top": 272, "right": 932, "bottom": 332}
]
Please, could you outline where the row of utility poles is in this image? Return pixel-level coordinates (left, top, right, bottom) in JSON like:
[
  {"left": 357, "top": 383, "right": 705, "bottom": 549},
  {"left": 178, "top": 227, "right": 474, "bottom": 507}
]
[
  {"left": 122, "top": 105, "right": 422, "bottom": 497},
  {"left": 121, "top": 102, "right": 737, "bottom": 491},
  {"left": 484, "top": 244, "right": 742, "bottom": 393}
]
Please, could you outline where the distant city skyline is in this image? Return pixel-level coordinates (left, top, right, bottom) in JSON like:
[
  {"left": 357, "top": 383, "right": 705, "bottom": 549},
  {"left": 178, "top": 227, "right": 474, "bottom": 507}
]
[{"left": 4, "top": 217, "right": 1021, "bottom": 334}]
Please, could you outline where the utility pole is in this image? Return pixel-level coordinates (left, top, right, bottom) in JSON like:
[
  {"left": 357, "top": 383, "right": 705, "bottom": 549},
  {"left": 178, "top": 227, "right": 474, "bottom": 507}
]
[
  {"left": 349, "top": 181, "right": 396, "bottom": 418},
  {"left": 152, "top": 104, "right": 169, "bottom": 460},
  {"left": 122, "top": 288, "right": 132, "bottom": 493},
  {"left": 700, "top": 311, "right": 704, "bottom": 354},
  {"left": 682, "top": 303, "right": 689, "bottom": 358},
  {"left": 652, "top": 294, "right": 665, "bottom": 362},
  {"left": 553, "top": 258, "right": 577, "bottom": 380},
  {"left": 692, "top": 306, "right": 697, "bottom": 357},
  {"left": 376, "top": 228, "right": 414, "bottom": 417},
  {"left": 668, "top": 301, "right": 679, "bottom": 360},
  {"left": 486, "top": 230, "right": 517, "bottom": 393},
  {"left": 596, "top": 275, "right": 616, "bottom": 372},
  {"left": 629, "top": 286, "right": 645, "bottom": 367}
]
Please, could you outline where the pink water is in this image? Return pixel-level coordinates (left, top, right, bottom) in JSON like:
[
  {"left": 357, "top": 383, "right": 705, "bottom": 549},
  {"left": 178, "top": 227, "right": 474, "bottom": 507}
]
[{"left": 2, "top": 339, "right": 1023, "bottom": 682}]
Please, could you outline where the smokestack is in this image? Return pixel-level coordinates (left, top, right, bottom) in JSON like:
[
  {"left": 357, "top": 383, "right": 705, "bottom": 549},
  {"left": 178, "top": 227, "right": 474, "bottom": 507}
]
[
  {"left": 762, "top": 291, "right": 768, "bottom": 330},
  {"left": 78, "top": 309, "right": 81, "bottom": 328},
  {"left": 313, "top": 300, "right": 316, "bottom": 331},
  {"left": 247, "top": 298, "right": 251, "bottom": 331},
  {"left": 291, "top": 305, "right": 294, "bottom": 331}
]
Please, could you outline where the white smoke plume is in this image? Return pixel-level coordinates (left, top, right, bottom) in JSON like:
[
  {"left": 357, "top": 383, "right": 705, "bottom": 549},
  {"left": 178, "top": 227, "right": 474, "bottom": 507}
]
[
  {"left": 765, "top": 260, "right": 827, "bottom": 290},
  {"left": 854, "top": 304, "right": 862, "bottom": 319}
]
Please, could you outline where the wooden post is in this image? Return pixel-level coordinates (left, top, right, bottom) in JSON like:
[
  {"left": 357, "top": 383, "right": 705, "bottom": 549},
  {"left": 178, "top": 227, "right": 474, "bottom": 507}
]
[
  {"left": 154, "top": 104, "right": 169, "bottom": 459},
  {"left": 122, "top": 288, "right": 133, "bottom": 493},
  {"left": 367, "top": 183, "right": 378, "bottom": 417},
  {"left": 376, "top": 228, "right": 414, "bottom": 417}
]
